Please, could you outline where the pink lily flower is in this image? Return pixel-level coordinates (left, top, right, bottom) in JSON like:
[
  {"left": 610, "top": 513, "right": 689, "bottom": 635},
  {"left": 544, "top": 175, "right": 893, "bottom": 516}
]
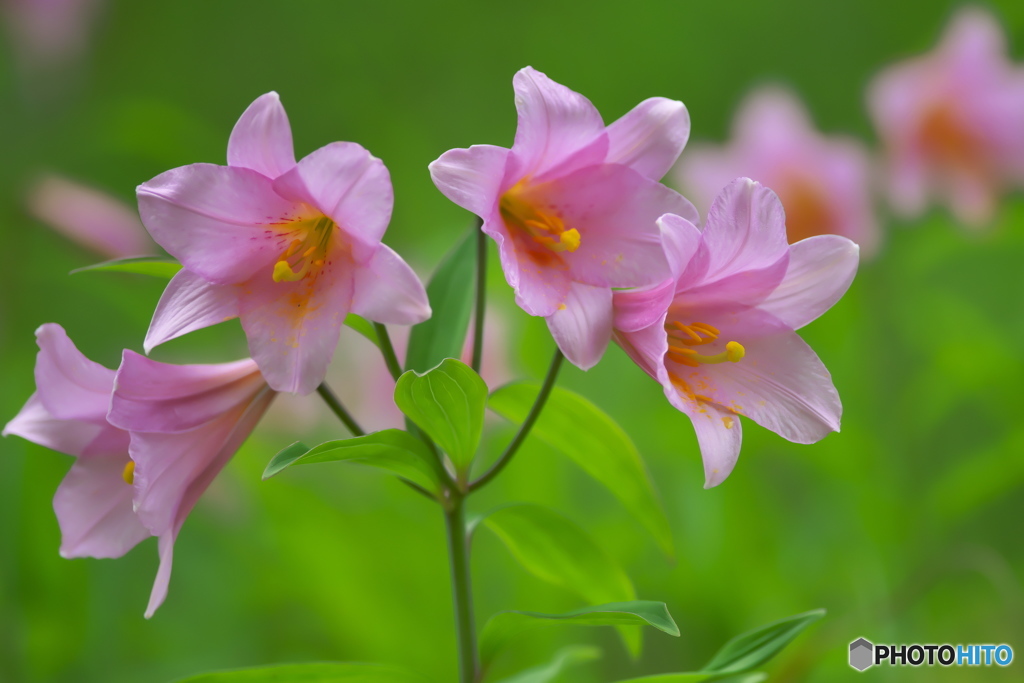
[
  {"left": 2, "top": 324, "right": 149, "bottom": 560},
  {"left": 108, "top": 351, "right": 276, "bottom": 618},
  {"left": 613, "top": 179, "right": 859, "bottom": 488},
  {"left": 674, "top": 87, "right": 879, "bottom": 257},
  {"left": 868, "top": 7, "right": 1024, "bottom": 226},
  {"left": 138, "top": 92, "right": 431, "bottom": 395},
  {"left": 27, "top": 174, "right": 156, "bottom": 258},
  {"left": 429, "top": 67, "right": 697, "bottom": 369}
]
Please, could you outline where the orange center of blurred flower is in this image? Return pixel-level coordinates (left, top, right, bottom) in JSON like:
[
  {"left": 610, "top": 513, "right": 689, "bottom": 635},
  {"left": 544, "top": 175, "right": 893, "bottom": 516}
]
[
  {"left": 918, "top": 103, "right": 991, "bottom": 181},
  {"left": 272, "top": 215, "right": 335, "bottom": 283},
  {"left": 778, "top": 175, "right": 833, "bottom": 244},
  {"left": 499, "top": 181, "right": 581, "bottom": 265}
]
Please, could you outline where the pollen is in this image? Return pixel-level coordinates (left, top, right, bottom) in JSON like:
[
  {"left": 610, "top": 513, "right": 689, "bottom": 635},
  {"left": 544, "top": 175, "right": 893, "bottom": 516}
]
[{"left": 122, "top": 461, "right": 135, "bottom": 485}]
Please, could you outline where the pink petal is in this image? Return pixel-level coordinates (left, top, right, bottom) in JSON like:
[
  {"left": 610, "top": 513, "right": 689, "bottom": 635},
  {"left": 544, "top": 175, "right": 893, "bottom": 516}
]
[
  {"left": 510, "top": 67, "right": 605, "bottom": 178},
  {"left": 527, "top": 164, "right": 696, "bottom": 288},
  {"left": 145, "top": 532, "right": 176, "bottom": 619},
  {"left": 605, "top": 97, "right": 690, "bottom": 181},
  {"left": 685, "top": 401, "right": 743, "bottom": 489},
  {"left": 27, "top": 175, "right": 155, "bottom": 259},
  {"left": 612, "top": 279, "right": 674, "bottom": 333},
  {"left": 429, "top": 144, "right": 510, "bottom": 217},
  {"left": 55, "top": 454, "right": 150, "bottom": 559},
  {"left": 545, "top": 282, "right": 613, "bottom": 370},
  {"left": 131, "top": 388, "right": 274, "bottom": 538},
  {"left": 33, "top": 323, "right": 115, "bottom": 422},
  {"left": 239, "top": 251, "right": 355, "bottom": 395},
  {"left": 657, "top": 212, "right": 708, "bottom": 288},
  {"left": 145, "top": 270, "right": 240, "bottom": 352},
  {"left": 3, "top": 394, "right": 114, "bottom": 457},
  {"left": 137, "top": 164, "right": 297, "bottom": 284},
  {"left": 110, "top": 352, "right": 264, "bottom": 433},
  {"left": 694, "top": 314, "right": 841, "bottom": 444},
  {"left": 487, "top": 216, "right": 573, "bottom": 317},
  {"left": 760, "top": 235, "right": 859, "bottom": 329},
  {"left": 351, "top": 244, "right": 431, "bottom": 325},
  {"left": 227, "top": 92, "right": 296, "bottom": 178},
  {"left": 271, "top": 142, "right": 392, "bottom": 257},
  {"left": 612, "top": 315, "right": 668, "bottom": 382},
  {"left": 701, "top": 178, "right": 790, "bottom": 283}
]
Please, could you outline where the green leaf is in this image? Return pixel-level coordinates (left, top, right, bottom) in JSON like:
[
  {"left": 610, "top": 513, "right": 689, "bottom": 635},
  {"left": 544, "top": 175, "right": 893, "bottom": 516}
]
[
  {"left": 614, "top": 674, "right": 767, "bottom": 683},
  {"left": 491, "top": 645, "right": 601, "bottom": 683},
  {"left": 489, "top": 382, "right": 674, "bottom": 557},
  {"left": 394, "top": 358, "right": 487, "bottom": 472},
  {"left": 480, "top": 503, "right": 641, "bottom": 656},
  {"left": 172, "top": 662, "right": 429, "bottom": 682},
  {"left": 262, "top": 430, "right": 442, "bottom": 495},
  {"left": 71, "top": 256, "right": 182, "bottom": 278},
  {"left": 344, "top": 314, "right": 380, "bottom": 347},
  {"left": 702, "top": 609, "right": 825, "bottom": 675},
  {"left": 404, "top": 229, "right": 476, "bottom": 373},
  {"left": 480, "top": 601, "right": 678, "bottom": 670}
]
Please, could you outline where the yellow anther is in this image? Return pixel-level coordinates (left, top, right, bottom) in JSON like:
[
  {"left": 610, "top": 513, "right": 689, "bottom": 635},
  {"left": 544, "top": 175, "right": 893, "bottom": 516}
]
[
  {"left": 559, "top": 228, "right": 581, "bottom": 252},
  {"left": 672, "top": 322, "right": 704, "bottom": 343},
  {"left": 725, "top": 341, "right": 745, "bottom": 362},
  {"left": 284, "top": 239, "right": 302, "bottom": 257},
  {"left": 122, "top": 461, "right": 135, "bottom": 485},
  {"left": 690, "top": 322, "right": 720, "bottom": 338}
]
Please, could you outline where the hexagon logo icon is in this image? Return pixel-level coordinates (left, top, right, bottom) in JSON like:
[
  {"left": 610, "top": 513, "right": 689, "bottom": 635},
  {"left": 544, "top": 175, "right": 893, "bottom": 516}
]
[{"left": 850, "top": 637, "right": 874, "bottom": 671}]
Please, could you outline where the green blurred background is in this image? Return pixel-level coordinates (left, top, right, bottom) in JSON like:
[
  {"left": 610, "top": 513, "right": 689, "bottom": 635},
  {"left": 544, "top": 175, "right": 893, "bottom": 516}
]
[{"left": 2, "top": 1, "right": 1023, "bottom": 681}]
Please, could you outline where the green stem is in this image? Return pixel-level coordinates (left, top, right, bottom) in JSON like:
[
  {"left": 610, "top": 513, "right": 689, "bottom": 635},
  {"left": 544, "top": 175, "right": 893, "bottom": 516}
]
[
  {"left": 374, "top": 323, "right": 404, "bottom": 381},
  {"left": 470, "top": 220, "right": 487, "bottom": 374},
  {"left": 444, "top": 493, "right": 477, "bottom": 682},
  {"left": 470, "top": 348, "right": 564, "bottom": 492},
  {"left": 316, "top": 382, "right": 364, "bottom": 436}
]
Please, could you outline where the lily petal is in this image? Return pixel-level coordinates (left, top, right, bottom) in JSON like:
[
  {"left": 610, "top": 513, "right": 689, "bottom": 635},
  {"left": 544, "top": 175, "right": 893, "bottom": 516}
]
[
  {"left": 606, "top": 97, "right": 690, "bottom": 181},
  {"left": 760, "top": 235, "right": 859, "bottom": 329},
  {"left": 55, "top": 454, "right": 149, "bottom": 559},
  {"left": 239, "top": 254, "right": 355, "bottom": 395},
  {"left": 145, "top": 532, "right": 176, "bottom": 619},
  {"left": 137, "top": 164, "right": 296, "bottom": 284},
  {"left": 351, "top": 244, "right": 431, "bottom": 325},
  {"left": 612, "top": 279, "right": 674, "bottom": 333},
  {"left": 545, "top": 282, "right": 613, "bottom": 370},
  {"left": 429, "top": 144, "right": 510, "bottom": 217},
  {"left": 272, "top": 142, "right": 392, "bottom": 257},
  {"left": 511, "top": 66, "right": 605, "bottom": 177},
  {"left": 612, "top": 314, "right": 668, "bottom": 381},
  {"left": 34, "top": 323, "right": 116, "bottom": 423},
  {"left": 227, "top": 92, "right": 296, "bottom": 178},
  {"left": 686, "top": 401, "right": 743, "bottom": 489},
  {"left": 3, "top": 394, "right": 114, "bottom": 457},
  {"left": 145, "top": 270, "right": 240, "bottom": 353},
  {"left": 701, "top": 178, "right": 790, "bottom": 284}
]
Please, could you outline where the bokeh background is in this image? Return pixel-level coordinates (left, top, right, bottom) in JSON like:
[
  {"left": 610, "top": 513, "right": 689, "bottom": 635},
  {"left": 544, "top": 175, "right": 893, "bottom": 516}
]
[{"left": 2, "top": 1, "right": 1023, "bottom": 681}]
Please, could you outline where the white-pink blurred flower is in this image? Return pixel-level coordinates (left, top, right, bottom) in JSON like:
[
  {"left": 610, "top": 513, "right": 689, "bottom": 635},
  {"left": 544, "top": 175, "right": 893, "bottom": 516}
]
[
  {"left": 27, "top": 175, "right": 155, "bottom": 258},
  {"left": 1, "top": 0, "right": 102, "bottom": 73},
  {"left": 675, "top": 87, "right": 879, "bottom": 256},
  {"left": 868, "top": 7, "right": 1024, "bottom": 226}
]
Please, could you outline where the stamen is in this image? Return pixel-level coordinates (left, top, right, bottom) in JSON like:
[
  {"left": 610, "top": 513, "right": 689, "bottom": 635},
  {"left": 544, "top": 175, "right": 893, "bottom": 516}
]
[
  {"left": 500, "top": 186, "right": 581, "bottom": 254},
  {"left": 671, "top": 322, "right": 704, "bottom": 343},
  {"left": 690, "top": 322, "right": 720, "bottom": 337},
  {"left": 122, "top": 461, "right": 135, "bottom": 485},
  {"left": 271, "top": 215, "right": 336, "bottom": 282}
]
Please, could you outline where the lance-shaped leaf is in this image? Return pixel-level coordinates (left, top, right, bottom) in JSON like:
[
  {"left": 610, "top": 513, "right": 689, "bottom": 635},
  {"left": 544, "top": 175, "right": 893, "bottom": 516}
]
[
  {"left": 71, "top": 255, "right": 182, "bottom": 278},
  {"left": 489, "top": 382, "right": 673, "bottom": 557},
  {"left": 702, "top": 609, "right": 826, "bottom": 675},
  {"left": 344, "top": 313, "right": 380, "bottom": 348},
  {"left": 173, "top": 662, "right": 430, "bottom": 682},
  {"left": 262, "top": 430, "right": 443, "bottom": 495},
  {"left": 405, "top": 229, "right": 475, "bottom": 373},
  {"left": 481, "top": 601, "right": 678, "bottom": 670},
  {"left": 492, "top": 645, "right": 601, "bottom": 683},
  {"left": 394, "top": 359, "right": 486, "bottom": 472},
  {"left": 480, "top": 504, "right": 642, "bottom": 656}
]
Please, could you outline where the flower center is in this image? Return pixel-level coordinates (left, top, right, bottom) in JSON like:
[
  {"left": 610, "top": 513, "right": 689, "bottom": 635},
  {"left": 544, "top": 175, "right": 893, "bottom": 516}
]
[
  {"left": 272, "top": 215, "right": 335, "bottom": 282},
  {"left": 122, "top": 461, "right": 135, "bottom": 485},
  {"left": 779, "top": 175, "right": 833, "bottom": 244},
  {"left": 499, "top": 182, "right": 581, "bottom": 254},
  {"left": 919, "top": 103, "right": 986, "bottom": 174},
  {"left": 664, "top": 321, "right": 745, "bottom": 367}
]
